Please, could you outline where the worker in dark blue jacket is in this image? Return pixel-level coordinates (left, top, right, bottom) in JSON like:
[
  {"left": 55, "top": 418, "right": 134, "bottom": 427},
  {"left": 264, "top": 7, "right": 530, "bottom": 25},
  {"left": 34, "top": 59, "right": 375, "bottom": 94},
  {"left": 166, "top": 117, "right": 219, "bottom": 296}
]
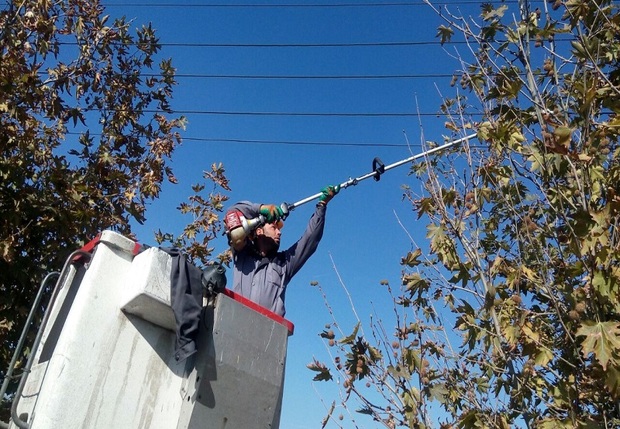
[{"left": 225, "top": 185, "right": 339, "bottom": 316}]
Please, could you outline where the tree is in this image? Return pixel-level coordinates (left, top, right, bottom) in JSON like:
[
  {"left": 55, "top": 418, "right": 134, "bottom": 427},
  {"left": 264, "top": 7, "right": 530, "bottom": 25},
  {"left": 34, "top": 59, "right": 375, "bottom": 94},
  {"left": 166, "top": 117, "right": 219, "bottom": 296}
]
[
  {"left": 154, "top": 162, "right": 232, "bottom": 268},
  {"left": 311, "top": 1, "right": 620, "bottom": 427},
  {"left": 0, "top": 0, "right": 189, "bottom": 417}
]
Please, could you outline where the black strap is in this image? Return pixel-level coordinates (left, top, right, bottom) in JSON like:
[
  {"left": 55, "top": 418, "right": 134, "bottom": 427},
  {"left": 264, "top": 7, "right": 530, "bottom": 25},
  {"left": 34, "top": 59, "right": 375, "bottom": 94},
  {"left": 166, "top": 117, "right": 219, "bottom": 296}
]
[{"left": 372, "top": 157, "right": 385, "bottom": 181}]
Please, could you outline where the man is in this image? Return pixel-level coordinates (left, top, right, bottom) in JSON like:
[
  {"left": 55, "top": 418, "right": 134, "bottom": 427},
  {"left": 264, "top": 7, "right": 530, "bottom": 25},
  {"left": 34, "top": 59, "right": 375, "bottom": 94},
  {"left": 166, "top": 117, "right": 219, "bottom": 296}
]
[{"left": 225, "top": 185, "right": 339, "bottom": 316}]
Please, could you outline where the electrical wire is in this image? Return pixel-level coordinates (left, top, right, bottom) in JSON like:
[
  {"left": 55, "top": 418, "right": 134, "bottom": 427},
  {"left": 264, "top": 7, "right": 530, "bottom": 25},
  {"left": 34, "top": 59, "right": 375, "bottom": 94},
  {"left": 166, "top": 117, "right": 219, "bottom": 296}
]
[
  {"left": 1, "top": 0, "right": 532, "bottom": 149},
  {"left": 65, "top": 132, "right": 482, "bottom": 149},
  {"left": 184, "top": 136, "right": 486, "bottom": 148},
  {"left": 172, "top": 73, "right": 455, "bottom": 79},
  {"left": 170, "top": 73, "right": 456, "bottom": 79},
  {"left": 183, "top": 137, "right": 414, "bottom": 147},
  {"left": 102, "top": 1, "right": 516, "bottom": 8},
  {"left": 85, "top": 108, "right": 481, "bottom": 117},
  {"left": 55, "top": 40, "right": 464, "bottom": 48},
  {"left": 169, "top": 110, "right": 444, "bottom": 117}
]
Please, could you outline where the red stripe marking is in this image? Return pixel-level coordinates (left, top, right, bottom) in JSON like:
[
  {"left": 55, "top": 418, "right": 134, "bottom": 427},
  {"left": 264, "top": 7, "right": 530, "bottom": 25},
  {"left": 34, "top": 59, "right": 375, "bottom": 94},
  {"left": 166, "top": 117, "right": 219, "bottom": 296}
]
[{"left": 222, "top": 289, "right": 295, "bottom": 336}]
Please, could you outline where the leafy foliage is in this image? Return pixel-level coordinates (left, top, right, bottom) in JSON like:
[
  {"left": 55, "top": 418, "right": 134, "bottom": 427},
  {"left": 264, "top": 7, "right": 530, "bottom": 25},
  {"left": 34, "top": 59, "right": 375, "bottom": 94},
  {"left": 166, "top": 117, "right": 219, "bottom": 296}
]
[
  {"left": 154, "top": 162, "right": 232, "bottom": 268},
  {"left": 313, "top": 1, "right": 620, "bottom": 427},
  {"left": 0, "top": 0, "right": 188, "bottom": 418}
]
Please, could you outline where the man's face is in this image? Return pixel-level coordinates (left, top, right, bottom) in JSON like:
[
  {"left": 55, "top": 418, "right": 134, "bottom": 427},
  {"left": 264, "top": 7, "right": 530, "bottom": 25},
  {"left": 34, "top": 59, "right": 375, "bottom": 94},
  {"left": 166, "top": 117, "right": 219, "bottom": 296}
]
[{"left": 256, "top": 222, "right": 282, "bottom": 253}]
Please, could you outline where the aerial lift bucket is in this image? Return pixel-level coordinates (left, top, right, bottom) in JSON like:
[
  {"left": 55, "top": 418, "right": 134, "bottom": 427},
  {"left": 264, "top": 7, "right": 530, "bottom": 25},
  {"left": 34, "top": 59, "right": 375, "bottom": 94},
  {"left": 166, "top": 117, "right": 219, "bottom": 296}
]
[{"left": 2, "top": 231, "right": 292, "bottom": 429}]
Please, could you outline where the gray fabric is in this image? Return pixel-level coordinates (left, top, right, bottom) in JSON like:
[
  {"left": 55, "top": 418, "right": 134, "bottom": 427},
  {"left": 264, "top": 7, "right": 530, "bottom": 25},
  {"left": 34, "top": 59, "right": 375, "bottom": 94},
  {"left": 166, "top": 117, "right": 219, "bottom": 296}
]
[
  {"left": 229, "top": 201, "right": 326, "bottom": 316},
  {"left": 161, "top": 247, "right": 203, "bottom": 362}
]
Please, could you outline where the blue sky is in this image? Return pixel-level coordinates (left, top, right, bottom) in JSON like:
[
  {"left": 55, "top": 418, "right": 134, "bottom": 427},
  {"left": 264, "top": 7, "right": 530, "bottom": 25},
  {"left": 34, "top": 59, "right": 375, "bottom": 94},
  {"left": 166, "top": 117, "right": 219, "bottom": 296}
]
[{"left": 101, "top": 1, "right": 490, "bottom": 427}]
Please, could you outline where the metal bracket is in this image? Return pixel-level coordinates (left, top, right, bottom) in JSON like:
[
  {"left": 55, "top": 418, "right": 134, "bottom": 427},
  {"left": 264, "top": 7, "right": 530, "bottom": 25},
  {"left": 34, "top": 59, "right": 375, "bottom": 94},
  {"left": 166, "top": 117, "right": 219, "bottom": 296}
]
[{"left": 372, "top": 157, "right": 385, "bottom": 181}]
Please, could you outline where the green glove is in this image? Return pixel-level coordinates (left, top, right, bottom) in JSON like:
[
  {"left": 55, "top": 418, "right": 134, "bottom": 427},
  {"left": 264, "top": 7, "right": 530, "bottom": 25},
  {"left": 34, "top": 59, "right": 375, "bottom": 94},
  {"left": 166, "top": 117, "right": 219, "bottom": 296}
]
[
  {"left": 318, "top": 185, "right": 340, "bottom": 204},
  {"left": 260, "top": 204, "right": 284, "bottom": 223}
]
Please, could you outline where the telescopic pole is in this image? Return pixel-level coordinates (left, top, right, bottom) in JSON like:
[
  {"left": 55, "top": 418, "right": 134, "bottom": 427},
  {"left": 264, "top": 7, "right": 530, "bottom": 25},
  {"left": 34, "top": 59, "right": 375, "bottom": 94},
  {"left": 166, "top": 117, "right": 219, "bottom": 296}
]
[{"left": 284, "top": 133, "right": 477, "bottom": 213}]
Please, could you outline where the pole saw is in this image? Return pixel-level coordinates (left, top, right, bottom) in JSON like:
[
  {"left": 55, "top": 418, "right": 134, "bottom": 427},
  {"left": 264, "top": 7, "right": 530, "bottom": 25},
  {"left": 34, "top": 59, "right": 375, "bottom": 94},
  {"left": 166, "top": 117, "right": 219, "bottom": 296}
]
[{"left": 225, "top": 134, "right": 476, "bottom": 246}]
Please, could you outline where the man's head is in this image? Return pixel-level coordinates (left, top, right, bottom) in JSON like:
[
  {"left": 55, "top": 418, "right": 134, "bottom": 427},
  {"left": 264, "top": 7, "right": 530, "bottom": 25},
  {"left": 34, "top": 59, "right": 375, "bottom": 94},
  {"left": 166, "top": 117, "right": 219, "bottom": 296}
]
[{"left": 254, "top": 220, "right": 283, "bottom": 256}]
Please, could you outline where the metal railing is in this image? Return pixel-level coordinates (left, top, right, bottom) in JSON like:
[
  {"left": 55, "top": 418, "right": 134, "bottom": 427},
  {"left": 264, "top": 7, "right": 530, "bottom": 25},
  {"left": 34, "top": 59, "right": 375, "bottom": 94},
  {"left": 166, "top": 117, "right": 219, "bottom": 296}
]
[{"left": 0, "top": 249, "right": 92, "bottom": 429}]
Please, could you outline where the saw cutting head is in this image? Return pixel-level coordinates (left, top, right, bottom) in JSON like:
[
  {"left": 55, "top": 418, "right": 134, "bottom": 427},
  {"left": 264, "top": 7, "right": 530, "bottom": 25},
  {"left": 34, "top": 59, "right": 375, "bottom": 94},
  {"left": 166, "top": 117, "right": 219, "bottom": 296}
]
[{"left": 202, "top": 263, "right": 227, "bottom": 296}]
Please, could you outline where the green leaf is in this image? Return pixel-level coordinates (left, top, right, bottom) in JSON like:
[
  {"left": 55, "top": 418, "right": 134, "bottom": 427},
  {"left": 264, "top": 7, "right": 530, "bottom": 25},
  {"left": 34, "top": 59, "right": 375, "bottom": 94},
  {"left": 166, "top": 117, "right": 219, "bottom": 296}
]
[
  {"left": 592, "top": 269, "right": 612, "bottom": 298},
  {"left": 481, "top": 4, "right": 508, "bottom": 21},
  {"left": 429, "top": 382, "right": 448, "bottom": 402},
  {"left": 534, "top": 347, "right": 554, "bottom": 367},
  {"left": 576, "top": 321, "right": 620, "bottom": 370},
  {"left": 368, "top": 345, "right": 383, "bottom": 362},
  {"left": 415, "top": 197, "right": 435, "bottom": 219},
  {"left": 436, "top": 25, "right": 454, "bottom": 45},
  {"left": 401, "top": 248, "right": 422, "bottom": 267},
  {"left": 426, "top": 223, "right": 446, "bottom": 250},
  {"left": 604, "top": 365, "right": 620, "bottom": 398},
  {"left": 403, "top": 272, "right": 430, "bottom": 295},
  {"left": 306, "top": 359, "right": 333, "bottom": 382},
  {"left": 338, "top": 322, "right": 360, "bottom": 345},
  {"left": 387, "top": 364, "right": 411, "bottom": 381},
  {"left": 552, "top": 126, "right": 572, "bottom": 147},
  {"left": 538, "top": 418, "right": 575, "bottom": 429}
]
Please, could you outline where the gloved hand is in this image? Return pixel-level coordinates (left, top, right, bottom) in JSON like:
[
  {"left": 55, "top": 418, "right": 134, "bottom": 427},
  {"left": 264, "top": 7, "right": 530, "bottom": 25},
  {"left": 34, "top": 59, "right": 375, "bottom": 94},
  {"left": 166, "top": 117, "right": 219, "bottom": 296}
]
[
  {"left": 318, "top": 185, "right": 340, "bottom": 205},
  {"left": 260, "top": 204, "right": 285, "bottom": 223}
]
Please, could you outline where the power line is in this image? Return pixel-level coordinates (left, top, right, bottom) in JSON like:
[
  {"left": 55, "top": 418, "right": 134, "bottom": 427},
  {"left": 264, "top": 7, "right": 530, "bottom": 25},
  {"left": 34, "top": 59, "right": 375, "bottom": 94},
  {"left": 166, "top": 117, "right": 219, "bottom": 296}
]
[
  {"left": 160, "top": 41, "right": 453, "bottom": 47},
  {"left": 87, "top": 106, "right": 612, "bottom": 119},
  {"left": 163, "top": 110, "right": 464, "bottom": 117},
  {"left": 56, "top": 40, "right": 460, "bottom": 48},
  {"left": 103, "top": 1, "right": 511, "bottom": 8},
  {"left": 82, "top": 107, "right": 481, "bottom": 117},
  {"left": 191, "top": 137, "right": 487, "bottom": 150},
  {"left": 171, "top": 73, "right": 455, "bottom": 79},
  {"left": 65, "top": 132, "right": 481, "bottom": 149},
  {"left": 34, "top": 70, "right": 460, "bottom": 80},
  {"left": 54, "top": 36, "right": 573, "bottom": 50},
  {"left": 63, "top": 131, "right": 414, "bottom": 147},
  {"left": 151, "top": 71, "right": 552, "bottom": 80},
  {"left": 183, "top": 137, "right": 411, "bottom": 147}
]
